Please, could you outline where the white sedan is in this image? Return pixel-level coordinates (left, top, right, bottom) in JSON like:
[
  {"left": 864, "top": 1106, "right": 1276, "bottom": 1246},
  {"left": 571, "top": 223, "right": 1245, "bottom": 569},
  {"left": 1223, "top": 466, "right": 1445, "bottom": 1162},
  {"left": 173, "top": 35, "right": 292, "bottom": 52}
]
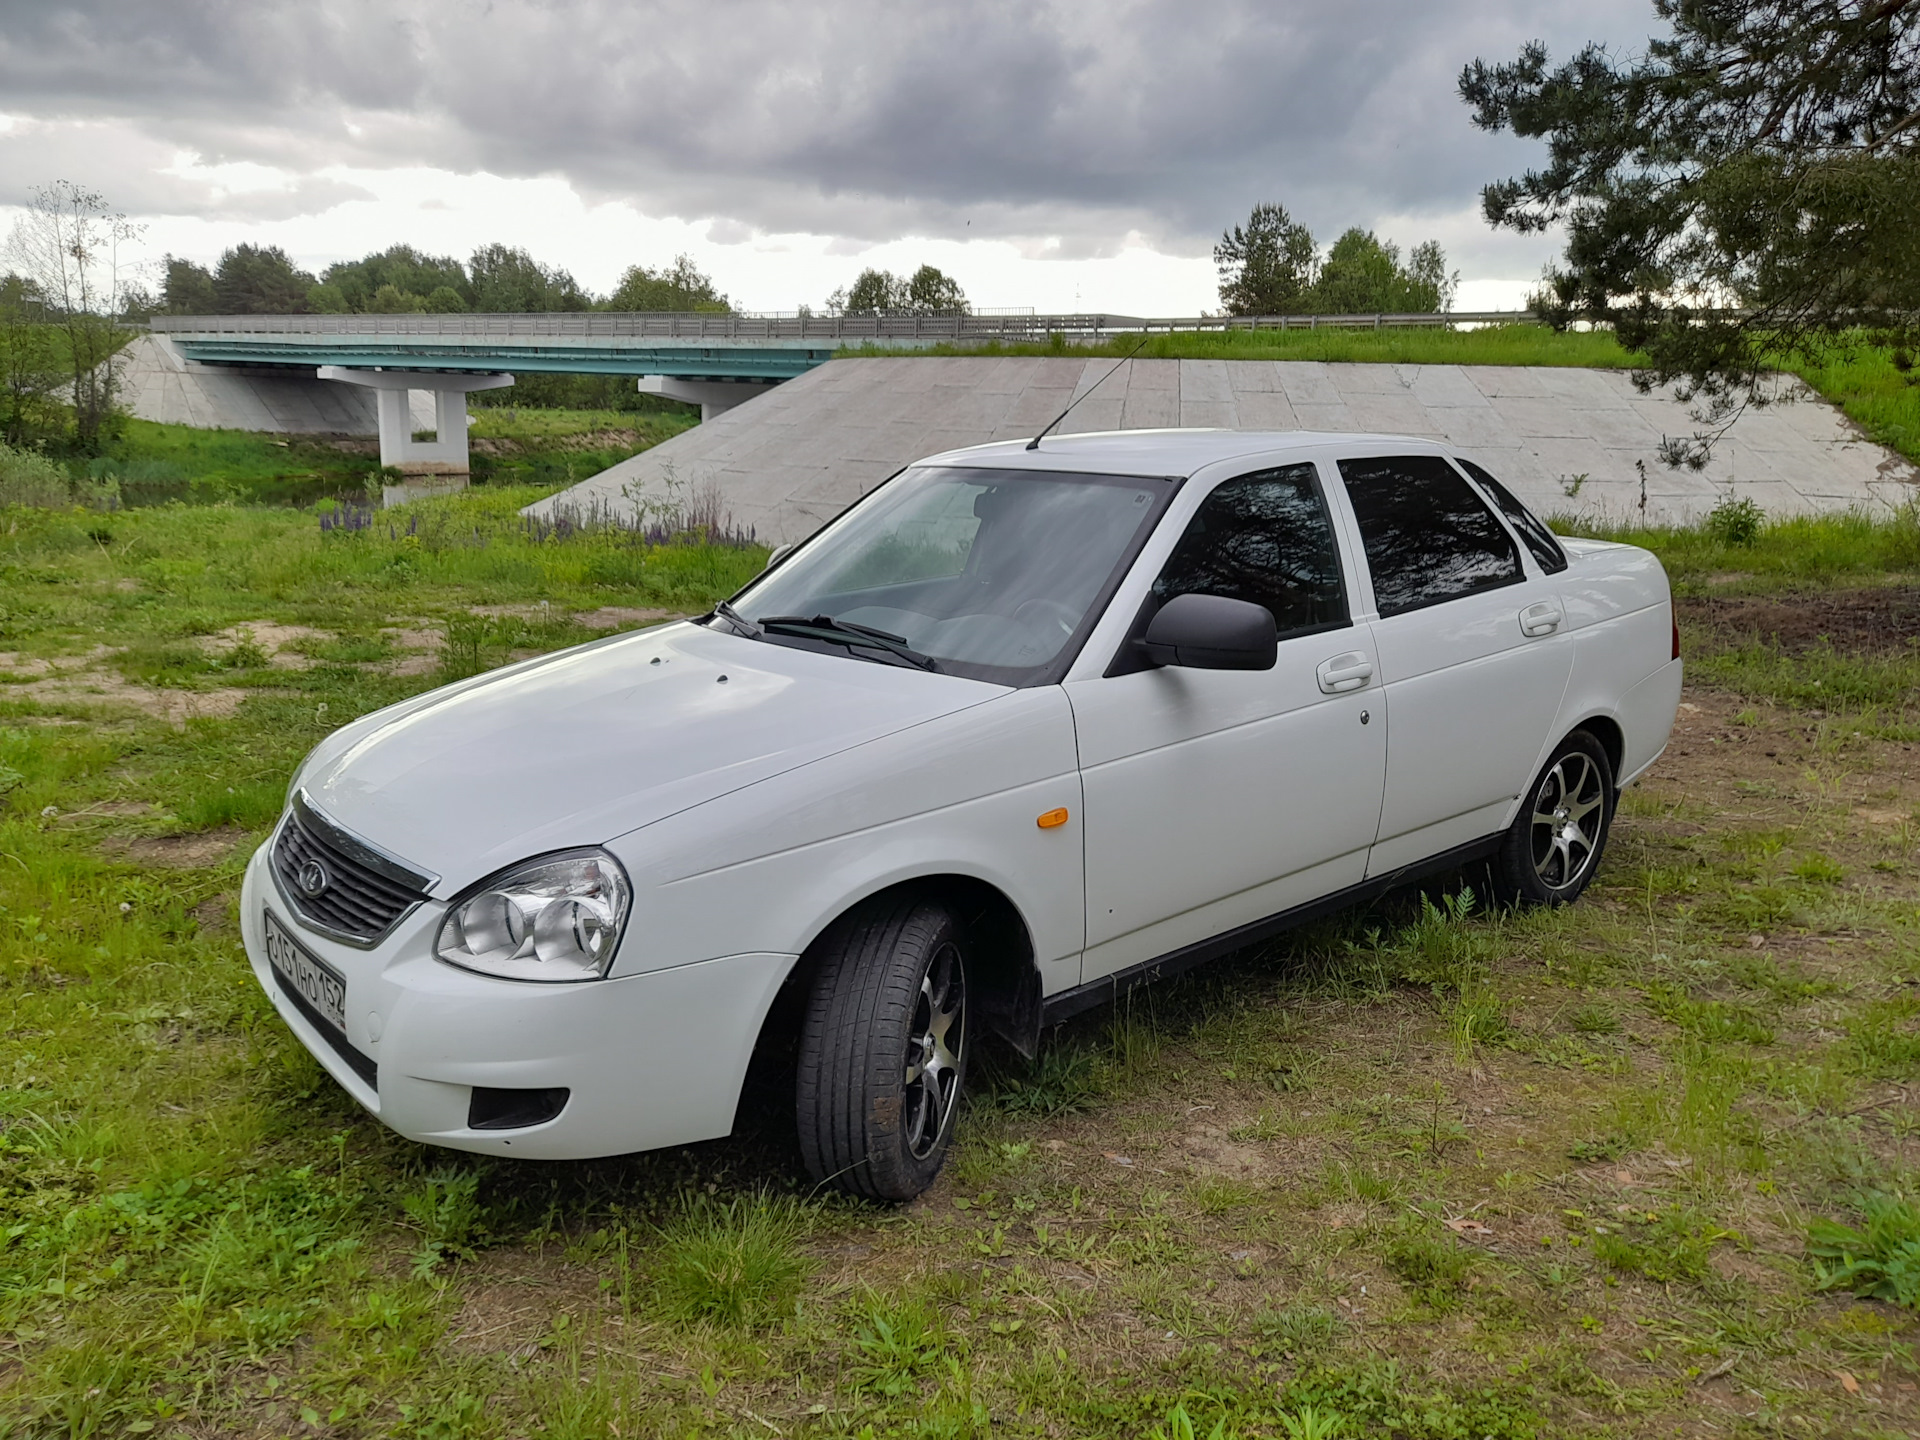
[{"left": 242, "top": 430, "right": 1680, "bottom": 1200}]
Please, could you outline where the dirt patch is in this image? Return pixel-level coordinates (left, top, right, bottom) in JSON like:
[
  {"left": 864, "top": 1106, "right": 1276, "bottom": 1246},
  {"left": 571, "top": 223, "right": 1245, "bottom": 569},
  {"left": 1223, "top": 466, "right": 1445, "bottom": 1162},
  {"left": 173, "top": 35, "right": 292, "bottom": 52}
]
[
  {"left": 203, "top": 621, "right": 330, "bottom": 671},
  {"left": 574, "top": 606, "right": 680, "bottom": 630},
  {"left": 468, "top": 604, "right": 556, "bottom": 621},
  {"left": 192, "top": 893, "right": 235, "bottom": 934},
  {"left": 16, "top": 675, "right": 248, "bottom": 727},
  {"left": 104, "top": 827, "right": 248, "bottom": 869},
  {"left": 381, "top": 623, "right": 443, "bottom": 677},
  {"left": 0, "top": 646, "right": 115, "bottom": 680},
  {"left": 1680, "top": 586, "right": 1920, "bottom": 655}
]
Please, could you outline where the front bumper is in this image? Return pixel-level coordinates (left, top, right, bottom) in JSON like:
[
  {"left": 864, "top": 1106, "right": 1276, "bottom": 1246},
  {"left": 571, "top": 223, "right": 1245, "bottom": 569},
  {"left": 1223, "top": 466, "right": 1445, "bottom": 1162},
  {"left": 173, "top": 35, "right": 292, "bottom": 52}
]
[{"left": 239, "top": 845, "right": 798, "bottom": 1160}]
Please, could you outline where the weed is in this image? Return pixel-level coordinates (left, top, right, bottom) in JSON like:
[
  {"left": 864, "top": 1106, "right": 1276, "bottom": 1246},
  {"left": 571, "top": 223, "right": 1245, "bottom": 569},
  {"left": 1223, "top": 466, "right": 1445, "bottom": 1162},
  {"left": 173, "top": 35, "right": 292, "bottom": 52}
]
[
  {"left": 1251, "top": 1304, "right": 1338, "bottom": 1353},
  {"left": 988, "top": 1039, "right": 1105, "bottom": 1116},
  {"left": 1589, "top": 1208, "right": 1728, "bottom": 1284},
  {"left": 1706, "top": 492, "right": 1765, "bottom": 547},
  {"left": 1284, "top": 1361, "right": 1540, "bottom": 1440},
  {"left": 1808, "top": 1194, "right": 1920, "bottom": 1308},
  {"left": 649, "top": 1191, "right": 812, "bottom": 1328},
  {"left": 1568, "top": 1132, "right": 1634, "bottom": 1163},
  {"left": 401, "top": 1170, "right": 486, "bottom": 1276},
  {"left": 1383, "top": 1223, "right": 1474, "bottom": 1308},
  {"left": 1566, "top": 1001, "right": 1621, "bottom": 1035},
  {"left": 848, "top": 1295, "right": 948, "bottom": 1396}
]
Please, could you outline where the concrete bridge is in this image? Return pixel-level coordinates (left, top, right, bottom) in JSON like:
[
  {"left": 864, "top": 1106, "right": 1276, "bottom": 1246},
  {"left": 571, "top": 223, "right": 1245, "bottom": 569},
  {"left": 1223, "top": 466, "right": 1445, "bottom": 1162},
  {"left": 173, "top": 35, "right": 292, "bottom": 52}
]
[{"left": 132, "top": 310, "right": 1533, "bottom": 487}]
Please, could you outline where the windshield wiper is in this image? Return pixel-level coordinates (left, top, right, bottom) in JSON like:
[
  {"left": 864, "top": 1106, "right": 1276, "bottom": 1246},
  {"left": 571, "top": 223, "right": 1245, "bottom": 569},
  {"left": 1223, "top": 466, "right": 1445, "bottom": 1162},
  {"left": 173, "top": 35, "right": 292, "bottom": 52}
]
[
  {"left": 757, "top": 614, "right": 942, "bottom": 672},
  {"left": 708, "top": 599, "right": 761, "bottom": 637}
]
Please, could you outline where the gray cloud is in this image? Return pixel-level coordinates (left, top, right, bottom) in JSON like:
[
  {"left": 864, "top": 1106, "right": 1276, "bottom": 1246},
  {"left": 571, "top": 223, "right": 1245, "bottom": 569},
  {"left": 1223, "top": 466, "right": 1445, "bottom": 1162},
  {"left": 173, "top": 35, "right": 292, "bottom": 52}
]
[{"left": 0, "top": 0, "right": 1655, "bottom": 253}]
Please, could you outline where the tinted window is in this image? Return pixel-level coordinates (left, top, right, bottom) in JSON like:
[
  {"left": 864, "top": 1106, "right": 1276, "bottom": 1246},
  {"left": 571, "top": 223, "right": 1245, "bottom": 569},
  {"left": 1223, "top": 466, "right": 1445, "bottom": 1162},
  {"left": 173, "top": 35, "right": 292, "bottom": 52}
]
[
  {"left": 1338, "top": 455, "right": 1523, "bottom": 617},
  {"left": 1152, "top": 464, "right": 1348, "bottom": 637},
  {"left": 1456, "top": 458, "right": 1568, "bottom": 573}
]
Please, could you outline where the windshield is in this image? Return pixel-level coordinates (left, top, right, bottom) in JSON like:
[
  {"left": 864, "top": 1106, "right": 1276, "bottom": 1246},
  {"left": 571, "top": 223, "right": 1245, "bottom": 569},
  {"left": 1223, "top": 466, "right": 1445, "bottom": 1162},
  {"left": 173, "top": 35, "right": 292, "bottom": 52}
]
[{"left": 729, "top": 465, "right": 1172, "bottom": 684}]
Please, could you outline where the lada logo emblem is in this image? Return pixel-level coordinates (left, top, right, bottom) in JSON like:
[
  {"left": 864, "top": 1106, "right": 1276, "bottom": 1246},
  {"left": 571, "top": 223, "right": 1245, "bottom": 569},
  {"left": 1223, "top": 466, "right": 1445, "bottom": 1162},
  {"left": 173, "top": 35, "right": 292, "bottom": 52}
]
[{"left": 297, "top": 859, "right": 331, "bottom": 898}]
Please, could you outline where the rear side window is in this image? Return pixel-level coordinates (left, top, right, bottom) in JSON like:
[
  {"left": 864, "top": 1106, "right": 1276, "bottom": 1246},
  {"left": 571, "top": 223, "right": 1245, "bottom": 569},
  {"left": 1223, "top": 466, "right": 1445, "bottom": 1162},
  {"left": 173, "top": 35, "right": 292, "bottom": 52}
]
[
  {"left": 1152, "top": 463, "right": 1349, "bottom": 638},
  {"left": 1337, "top": 455, "right": 1523, "bottom": 617},
  {"left": 1457, "top": 458, "right": 1568, "bottom": 574}
]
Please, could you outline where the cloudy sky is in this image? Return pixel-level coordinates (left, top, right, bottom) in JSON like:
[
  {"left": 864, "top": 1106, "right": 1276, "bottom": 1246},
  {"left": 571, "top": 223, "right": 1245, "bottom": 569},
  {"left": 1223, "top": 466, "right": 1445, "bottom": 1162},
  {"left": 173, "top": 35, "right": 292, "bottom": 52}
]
[{"left": 0, "top": 1, "right": 1656, "bottom": 314}]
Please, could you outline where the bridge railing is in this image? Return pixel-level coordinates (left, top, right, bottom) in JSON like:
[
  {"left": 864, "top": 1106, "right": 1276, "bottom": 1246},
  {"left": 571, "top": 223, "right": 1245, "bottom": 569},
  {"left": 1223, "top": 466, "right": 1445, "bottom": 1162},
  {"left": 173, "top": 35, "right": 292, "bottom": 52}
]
[{"left": 148, "top": 310, "right": 1539, "bottom": 342}]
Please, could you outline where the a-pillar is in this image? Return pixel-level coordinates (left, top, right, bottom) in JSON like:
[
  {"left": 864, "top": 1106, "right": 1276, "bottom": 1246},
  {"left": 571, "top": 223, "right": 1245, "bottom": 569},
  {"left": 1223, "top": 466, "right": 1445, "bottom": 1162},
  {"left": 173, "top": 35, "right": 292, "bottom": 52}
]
[
  {"left": 636, "top": 375, "right": 779, "bottom": 421},
  {"left": 317, "top": 367, "right": 515, "bottom": 503}
]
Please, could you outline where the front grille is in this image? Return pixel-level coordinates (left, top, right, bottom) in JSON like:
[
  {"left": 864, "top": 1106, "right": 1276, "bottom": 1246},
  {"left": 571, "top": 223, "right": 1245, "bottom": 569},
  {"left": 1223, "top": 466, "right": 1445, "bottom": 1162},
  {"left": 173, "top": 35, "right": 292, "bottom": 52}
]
[{"left": 272, "top": 794, "right": 433, "bottom": 946}]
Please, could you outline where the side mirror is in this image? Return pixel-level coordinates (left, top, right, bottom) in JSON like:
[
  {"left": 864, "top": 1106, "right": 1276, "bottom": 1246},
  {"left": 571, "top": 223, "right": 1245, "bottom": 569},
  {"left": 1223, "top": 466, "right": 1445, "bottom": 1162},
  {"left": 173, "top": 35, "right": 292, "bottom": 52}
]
[
  {"left": 764, "top": 543, "right": 793, "bottom": 572},
  {"left": 1139, "top": 593, "right": 1276, "bottom": 671}
]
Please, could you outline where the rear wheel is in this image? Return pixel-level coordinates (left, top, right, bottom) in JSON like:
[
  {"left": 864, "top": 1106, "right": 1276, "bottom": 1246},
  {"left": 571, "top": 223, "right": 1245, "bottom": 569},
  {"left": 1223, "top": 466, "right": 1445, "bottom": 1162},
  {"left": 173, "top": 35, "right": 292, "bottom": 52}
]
[
  {"left": 795, "top": 896, "right": 969, "bottom": 1201},
  {"left": 1492, "top": 730, "right": 1615, "bottom": 906}
]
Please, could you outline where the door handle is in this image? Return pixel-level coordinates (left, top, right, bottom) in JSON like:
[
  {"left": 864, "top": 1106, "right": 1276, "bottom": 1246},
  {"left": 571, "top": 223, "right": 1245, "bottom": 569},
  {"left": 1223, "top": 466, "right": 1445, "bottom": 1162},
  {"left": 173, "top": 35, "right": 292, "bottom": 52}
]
[
  {"left": 1317, "top": 651, "right": 1374, "bottom": 694},
  {"left": 1519, "top": 600, "right": 1563, "bottom": 637}
]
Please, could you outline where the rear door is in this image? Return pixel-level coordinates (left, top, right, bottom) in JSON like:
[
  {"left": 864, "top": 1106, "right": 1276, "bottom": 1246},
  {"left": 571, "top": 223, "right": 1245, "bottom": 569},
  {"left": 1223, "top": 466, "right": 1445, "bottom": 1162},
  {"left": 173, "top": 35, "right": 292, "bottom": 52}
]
[
  {"left": 1068, "top": 461, "right": 1387, "bottom": 982},
  {"left": 1335, "top": 453, "right": 1573, "bottom": 877}
]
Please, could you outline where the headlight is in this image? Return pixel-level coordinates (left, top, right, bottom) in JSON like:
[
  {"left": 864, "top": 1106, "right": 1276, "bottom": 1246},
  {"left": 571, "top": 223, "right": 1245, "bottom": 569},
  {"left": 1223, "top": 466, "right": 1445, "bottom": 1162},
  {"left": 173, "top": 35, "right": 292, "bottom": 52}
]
[{"left": 434, "top": 850, "right": 631, "bottom": 983}]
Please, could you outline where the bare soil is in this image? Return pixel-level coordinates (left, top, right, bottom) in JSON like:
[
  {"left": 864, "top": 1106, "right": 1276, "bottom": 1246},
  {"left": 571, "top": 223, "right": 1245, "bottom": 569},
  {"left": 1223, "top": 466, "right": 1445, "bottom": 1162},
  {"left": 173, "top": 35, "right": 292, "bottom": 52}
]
[{"left": 1680, "top": 585, "right": 1920, "bottom": 653}]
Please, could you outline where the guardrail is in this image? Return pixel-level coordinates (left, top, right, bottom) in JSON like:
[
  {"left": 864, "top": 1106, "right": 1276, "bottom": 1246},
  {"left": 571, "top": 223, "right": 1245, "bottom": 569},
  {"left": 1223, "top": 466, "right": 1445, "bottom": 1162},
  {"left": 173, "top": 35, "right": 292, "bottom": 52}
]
[{"left": 147, "top": 309, "right": 1539, "bottom": 342}]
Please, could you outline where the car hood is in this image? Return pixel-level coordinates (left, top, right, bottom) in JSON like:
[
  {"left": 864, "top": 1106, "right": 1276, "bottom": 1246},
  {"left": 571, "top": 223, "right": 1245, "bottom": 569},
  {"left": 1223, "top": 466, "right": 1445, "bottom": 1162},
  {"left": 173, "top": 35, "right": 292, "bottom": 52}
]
[{"left": 298, "top": 621, "right": 1005, "bottom": 890}]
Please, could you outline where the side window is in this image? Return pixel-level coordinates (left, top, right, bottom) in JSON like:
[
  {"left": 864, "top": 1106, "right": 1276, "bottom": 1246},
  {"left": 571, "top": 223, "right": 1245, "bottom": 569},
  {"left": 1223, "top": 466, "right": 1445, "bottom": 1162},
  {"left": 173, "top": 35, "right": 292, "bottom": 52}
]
[
  {"left": 1337, "top": 455, "right": 1523, "bottom": 617},
  {"left": 1455, "top": 458, "right": 1568, "bottom": 574},
  {"left": 1152, "top": 463, "right": 1348, "bottom": 637}
]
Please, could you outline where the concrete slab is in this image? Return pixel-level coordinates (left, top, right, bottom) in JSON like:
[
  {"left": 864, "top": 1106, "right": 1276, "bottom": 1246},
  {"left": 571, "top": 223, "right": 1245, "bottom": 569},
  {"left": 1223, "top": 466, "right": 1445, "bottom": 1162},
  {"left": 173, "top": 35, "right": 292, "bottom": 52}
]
[{"left": 522, "top": 356, "right": 1918, "bottom": 543}]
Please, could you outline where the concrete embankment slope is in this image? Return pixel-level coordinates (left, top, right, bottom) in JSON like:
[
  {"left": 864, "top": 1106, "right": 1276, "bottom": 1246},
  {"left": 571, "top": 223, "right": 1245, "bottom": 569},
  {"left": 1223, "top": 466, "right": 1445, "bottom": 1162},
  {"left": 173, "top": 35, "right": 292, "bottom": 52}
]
[
  {"left": 118, "top": 333, "right": 433, "bottom": 434},
  {"left": 536, "top": 356, "right": 1916, "bottom": 544}
]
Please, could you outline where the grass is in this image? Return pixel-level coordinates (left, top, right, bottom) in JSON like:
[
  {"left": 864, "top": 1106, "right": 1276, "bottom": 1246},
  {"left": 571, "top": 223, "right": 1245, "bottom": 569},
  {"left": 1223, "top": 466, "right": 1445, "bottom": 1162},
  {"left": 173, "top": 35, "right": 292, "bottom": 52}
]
[
  {"left": 2, "top": 490, "right": 1920, "bottom": 1433},
  {"left": 840, "top": 321, "right": 1637, "bottom": 369},
  {"left": 63, "top": 406, "right": 699, "bottom": 509}
]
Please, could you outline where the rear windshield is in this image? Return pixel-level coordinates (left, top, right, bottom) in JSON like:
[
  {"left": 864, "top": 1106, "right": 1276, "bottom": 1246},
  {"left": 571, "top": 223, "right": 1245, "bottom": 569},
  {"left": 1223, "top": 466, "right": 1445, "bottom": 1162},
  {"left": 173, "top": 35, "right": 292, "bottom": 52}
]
[{"left": 729, "top": 465, "right": 1172, "bottom": 685}]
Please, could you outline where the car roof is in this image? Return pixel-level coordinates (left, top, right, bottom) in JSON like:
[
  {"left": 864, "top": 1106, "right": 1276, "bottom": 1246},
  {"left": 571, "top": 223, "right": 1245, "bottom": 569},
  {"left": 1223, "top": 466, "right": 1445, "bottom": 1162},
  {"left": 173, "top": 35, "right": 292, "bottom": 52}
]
[{"left": 913, "top": 428, "right": 1451, "bottom": 479}]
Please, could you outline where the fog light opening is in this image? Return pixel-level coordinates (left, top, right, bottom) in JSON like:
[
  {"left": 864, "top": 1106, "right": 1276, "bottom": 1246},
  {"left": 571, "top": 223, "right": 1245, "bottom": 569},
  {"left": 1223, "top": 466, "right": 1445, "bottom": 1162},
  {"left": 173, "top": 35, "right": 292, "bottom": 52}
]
[{"left": 468, "top": 1085, "right": 570, "bottom": 1130}]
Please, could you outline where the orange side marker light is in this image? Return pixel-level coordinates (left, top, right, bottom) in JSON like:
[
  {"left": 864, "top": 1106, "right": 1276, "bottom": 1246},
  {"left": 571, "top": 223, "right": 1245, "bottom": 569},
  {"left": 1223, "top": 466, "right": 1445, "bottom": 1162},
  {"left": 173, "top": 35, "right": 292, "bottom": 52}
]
[{"left": 1037, "top": 807, "right": 1070, "bottom": 829}]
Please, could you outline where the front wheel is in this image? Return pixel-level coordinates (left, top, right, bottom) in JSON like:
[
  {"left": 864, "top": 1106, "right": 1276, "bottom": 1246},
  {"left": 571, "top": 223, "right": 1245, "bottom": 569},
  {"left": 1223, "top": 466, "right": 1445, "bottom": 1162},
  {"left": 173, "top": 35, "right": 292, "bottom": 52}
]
[
  {"left": 1491, "top": 730, "right": 1615, "bottom": 906},
  {"left": 795, "top": 896, "right": 969, "bottom": 1201}
]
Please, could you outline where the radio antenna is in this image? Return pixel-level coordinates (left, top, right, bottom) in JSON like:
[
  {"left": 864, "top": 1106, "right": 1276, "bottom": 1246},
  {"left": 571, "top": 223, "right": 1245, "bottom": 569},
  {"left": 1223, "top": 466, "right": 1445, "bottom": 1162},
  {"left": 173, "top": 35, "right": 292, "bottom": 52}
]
[{"left": 1026, "top": 335, "right": 1150, "bottom": 450}]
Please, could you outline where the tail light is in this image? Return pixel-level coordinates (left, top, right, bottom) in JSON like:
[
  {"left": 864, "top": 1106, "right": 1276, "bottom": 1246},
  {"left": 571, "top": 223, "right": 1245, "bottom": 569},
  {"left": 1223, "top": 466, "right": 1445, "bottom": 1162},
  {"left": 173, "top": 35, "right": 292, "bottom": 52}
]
[{"left": 1671, "top": 608, "right": 1681, "bottom": 661}]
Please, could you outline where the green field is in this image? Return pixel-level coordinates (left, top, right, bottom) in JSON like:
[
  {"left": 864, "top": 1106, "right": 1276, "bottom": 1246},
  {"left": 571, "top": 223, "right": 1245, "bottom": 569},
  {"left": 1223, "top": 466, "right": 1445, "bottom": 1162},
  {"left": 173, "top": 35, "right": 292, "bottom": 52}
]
[{"left": 1, "top": 483, "right": 1917, "bottom": 1437}]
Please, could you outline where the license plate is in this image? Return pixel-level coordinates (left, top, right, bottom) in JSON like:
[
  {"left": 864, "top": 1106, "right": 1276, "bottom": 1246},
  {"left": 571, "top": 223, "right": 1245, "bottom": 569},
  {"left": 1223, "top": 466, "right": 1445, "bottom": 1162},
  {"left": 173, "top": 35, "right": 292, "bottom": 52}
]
[{"left": 264, "top": 908, "right": 348, "bottom": 1035}]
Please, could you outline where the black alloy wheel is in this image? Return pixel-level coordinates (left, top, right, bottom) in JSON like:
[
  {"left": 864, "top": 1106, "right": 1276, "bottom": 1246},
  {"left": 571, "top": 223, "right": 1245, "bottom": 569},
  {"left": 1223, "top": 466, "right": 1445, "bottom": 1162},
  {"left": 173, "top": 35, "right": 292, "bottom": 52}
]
[{"left": 795, "top": 895, "right": 970, "bottom": 1201}]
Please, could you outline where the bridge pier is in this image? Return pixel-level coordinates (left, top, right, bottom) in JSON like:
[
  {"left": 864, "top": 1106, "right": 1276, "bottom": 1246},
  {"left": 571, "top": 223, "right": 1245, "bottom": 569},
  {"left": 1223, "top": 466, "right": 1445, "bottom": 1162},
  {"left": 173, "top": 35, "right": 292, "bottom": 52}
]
[
  {"left": 636, "top": 375, "right": 778, "bottom": 421},
  {"left": 318, "top": 367, "right": 514, "bottom": 502}
]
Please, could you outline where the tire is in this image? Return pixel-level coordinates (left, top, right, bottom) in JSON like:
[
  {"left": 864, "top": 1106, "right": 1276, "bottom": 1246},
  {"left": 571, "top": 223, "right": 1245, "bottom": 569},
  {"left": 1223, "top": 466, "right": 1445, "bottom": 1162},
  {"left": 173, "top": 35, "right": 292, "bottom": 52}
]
[
  {"left": 1491, "top": 730, "right": 1616, "bottom": 906},
  {"left": 795, "top": 895, "right": 969, "bottom": 1202}
]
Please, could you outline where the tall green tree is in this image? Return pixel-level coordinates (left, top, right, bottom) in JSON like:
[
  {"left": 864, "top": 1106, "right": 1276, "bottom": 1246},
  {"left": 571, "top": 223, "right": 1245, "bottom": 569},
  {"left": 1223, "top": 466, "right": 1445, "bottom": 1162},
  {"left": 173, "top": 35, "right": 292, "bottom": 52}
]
[
  {"left": 320, "top": 245, "right": 471, "bottom": 312},
  {"left": 604, "top": 255, "right": 730, "bottom": 311},
  {"left": 468, "top": 244, "right": 589, "bottom": 312},
  {"left": 1214, "top": 202, "right": 1317, "bottom": 315},
  {"left": 161, "top": 256, "right": 218, "bottom": 314},
  {"left": 829, "top": 264, "right": 968, "bottom": 315},
  {"left": 1461, "top": 0, "right": 1920, "bottom": 458},
  {"left": 905, "top": 265, "right": 969, "bottom": 314},
  {"left": 1308, "top": 229, "right": 1456, "bottom": 313},
  {"left": 214, "top": 244, "right": 315, "bottom": 314}
]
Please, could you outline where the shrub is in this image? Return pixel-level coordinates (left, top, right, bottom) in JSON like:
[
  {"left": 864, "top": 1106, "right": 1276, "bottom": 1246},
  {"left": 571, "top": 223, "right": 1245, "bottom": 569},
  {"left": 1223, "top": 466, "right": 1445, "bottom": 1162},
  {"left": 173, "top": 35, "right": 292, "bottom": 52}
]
[
  {"left": 1706, "top": 491, "right": 1765, "bottom": 546},
  {"left": 0, "top": 442, "right": 73, "bottom": 507}
]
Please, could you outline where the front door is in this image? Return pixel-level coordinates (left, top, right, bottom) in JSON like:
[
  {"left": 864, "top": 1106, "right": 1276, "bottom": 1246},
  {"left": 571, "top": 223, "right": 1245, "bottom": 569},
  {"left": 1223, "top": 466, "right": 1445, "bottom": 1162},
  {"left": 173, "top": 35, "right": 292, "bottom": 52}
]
[
  {"left": 1334, "top": 454, "right": 1573, "bottom": 877},
  {"left": 1067, "top": 461, "right": 1388, "bottom": 983}
]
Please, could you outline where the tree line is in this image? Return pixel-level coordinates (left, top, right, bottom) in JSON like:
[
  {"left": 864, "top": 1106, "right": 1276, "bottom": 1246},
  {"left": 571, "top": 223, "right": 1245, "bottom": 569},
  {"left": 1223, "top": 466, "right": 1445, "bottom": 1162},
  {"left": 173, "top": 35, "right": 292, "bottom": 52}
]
[
  {"left": 1212, "top": 206, "right": 1458, "bottom": 317},
  {"left": 159, "top": 243, "right": 733, "bottom": 316}
]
